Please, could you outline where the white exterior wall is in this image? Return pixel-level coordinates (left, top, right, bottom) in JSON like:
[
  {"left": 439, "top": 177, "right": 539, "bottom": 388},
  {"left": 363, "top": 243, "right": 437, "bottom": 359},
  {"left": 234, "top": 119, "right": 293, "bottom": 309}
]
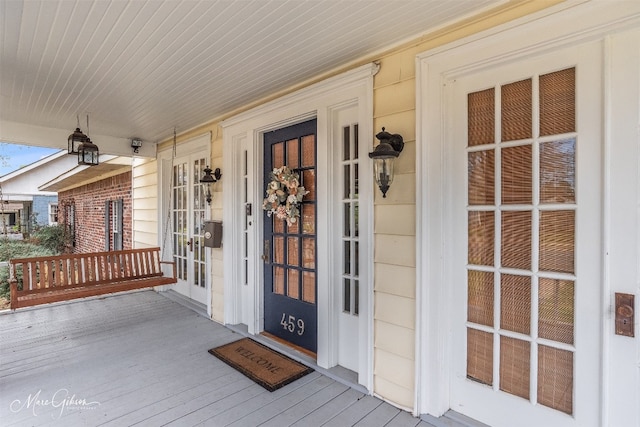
[{"left": 209, "top": 126, "right": 224, "bottom": 323}]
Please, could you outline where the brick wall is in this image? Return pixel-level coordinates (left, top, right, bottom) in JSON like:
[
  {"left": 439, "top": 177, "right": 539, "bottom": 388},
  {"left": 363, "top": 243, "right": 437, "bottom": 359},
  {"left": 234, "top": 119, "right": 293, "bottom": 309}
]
[{"left": 58, "top": 172, "right": 132, "bottom": 254}]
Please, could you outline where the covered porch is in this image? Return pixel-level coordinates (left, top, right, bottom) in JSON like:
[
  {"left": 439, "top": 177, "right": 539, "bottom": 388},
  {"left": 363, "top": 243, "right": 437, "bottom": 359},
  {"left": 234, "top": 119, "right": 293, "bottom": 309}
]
[{"left": 0, "top": 291, "right": 470, "bottom": 427}]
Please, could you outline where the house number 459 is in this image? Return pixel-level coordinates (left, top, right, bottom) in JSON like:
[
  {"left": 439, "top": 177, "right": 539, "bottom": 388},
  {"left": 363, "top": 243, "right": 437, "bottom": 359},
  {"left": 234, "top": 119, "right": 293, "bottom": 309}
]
[{"left": 280, "top": 313, "right": 305, "bottom": 336}]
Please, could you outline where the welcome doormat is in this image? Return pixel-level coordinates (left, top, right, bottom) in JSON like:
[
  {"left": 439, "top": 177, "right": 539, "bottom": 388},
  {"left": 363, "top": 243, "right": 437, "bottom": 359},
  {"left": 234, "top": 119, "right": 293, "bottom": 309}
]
[{"left": 208, "top": 338, "right": 313, "bottom": 392}]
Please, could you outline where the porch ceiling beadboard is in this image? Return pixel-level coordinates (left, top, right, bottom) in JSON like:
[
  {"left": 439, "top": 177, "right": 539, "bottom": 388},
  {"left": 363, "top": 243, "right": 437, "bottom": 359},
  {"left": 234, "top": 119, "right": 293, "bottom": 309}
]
[{"left": 0, "top": 0, "right": 500, "bottom": 149}]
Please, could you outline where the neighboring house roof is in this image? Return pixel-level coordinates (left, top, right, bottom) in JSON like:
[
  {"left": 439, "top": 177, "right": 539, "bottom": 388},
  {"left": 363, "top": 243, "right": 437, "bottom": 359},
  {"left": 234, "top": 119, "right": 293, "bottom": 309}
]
[
  {"left": 0, "top": 150, "right": 68, "bottom": 180},
  {"left": 0, "top": 150, "right": 77, "bottom": 200},
  {"left": 0, "top": 147, "right": 132, "bottom": 199}
]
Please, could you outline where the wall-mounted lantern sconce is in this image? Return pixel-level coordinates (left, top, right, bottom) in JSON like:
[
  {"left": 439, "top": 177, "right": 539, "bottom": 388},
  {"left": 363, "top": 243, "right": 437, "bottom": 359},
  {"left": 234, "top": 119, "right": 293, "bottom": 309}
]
[
  {"left": 368, "top": 127, "right": 404, "bottom": 198},
  {"left": 68, "top": 115, "right": 88, "bottom": 155},
  {"left": 200, "top": 166, "right": 222, "bottom": 205},
  {"left": 131, "top": 138, "right": 142, "bottom": 153}
]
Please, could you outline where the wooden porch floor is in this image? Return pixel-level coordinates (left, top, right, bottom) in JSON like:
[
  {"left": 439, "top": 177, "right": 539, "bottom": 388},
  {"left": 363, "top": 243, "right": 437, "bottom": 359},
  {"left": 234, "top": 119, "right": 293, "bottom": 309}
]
[{"left": 0, "top": 290, "right": 462, "bottom": 427}]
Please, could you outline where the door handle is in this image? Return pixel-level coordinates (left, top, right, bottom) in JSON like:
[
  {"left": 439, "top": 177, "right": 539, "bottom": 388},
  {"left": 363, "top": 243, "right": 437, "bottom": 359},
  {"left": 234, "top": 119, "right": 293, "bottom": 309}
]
[
  {"left": 261, "top": 239, "right": 270, "bottom": 263},
  {"left": 187, "top": 237, "right": 193, "bottom": 252}
]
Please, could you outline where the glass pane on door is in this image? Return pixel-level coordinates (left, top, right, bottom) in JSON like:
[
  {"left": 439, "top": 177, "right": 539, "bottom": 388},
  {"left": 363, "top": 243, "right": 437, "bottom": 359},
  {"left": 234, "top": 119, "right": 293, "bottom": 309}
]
[
  {"left": 268, "top": 143, "right": 316, "bottom": 305},
  {"left": 341, "top": 123, "right": 360, "bottom": 316},
  {"left": 173, "top": 162, "right": 188, "bottom": 281},
  {"left": 170, "top": 156, "right": 209, "bottom": 305},
  {"left": 466, "top": 67, "right": 577, "bottom": 415},
  {"left": 193, "top": 158, "right": 207, "bottom": 289}
]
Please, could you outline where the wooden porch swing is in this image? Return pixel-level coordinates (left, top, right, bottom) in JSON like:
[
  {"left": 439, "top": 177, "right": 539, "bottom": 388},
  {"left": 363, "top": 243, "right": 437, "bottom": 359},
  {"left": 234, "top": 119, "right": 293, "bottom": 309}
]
[{"left": 9, "top": 247, "right": 176, "bottom": 310}]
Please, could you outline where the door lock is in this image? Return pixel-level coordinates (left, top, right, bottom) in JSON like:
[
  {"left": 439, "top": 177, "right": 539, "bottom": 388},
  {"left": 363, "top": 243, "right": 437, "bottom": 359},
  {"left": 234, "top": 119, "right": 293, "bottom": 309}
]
[{"left": 615, "top": 292, "right": 635, "bottom": 337}]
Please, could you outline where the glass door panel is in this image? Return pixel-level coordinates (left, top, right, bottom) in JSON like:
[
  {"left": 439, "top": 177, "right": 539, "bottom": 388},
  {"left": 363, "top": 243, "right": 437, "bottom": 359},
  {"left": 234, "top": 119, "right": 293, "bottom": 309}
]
[
  {"left": 465, "top": 67, "right": 578, "bottom": 416},
  {"left": 171, "top": 155, "right": 208, "bottom": 305}
]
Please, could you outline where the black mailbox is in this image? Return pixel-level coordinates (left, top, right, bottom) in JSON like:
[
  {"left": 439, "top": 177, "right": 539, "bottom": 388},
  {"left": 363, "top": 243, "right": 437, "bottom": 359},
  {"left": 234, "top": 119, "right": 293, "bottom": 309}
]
[{"left": 203, "top": 220, "right": 223, "bottom": 248}]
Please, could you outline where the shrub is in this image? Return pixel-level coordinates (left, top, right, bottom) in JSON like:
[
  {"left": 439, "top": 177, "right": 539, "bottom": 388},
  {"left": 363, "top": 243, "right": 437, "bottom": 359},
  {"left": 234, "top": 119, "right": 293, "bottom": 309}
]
[
  {"left": 29, "top": 225, "right": 70, "bottom": 254},
  {"left": 0, "top": 266, "right": 11, "bottom": 299},
  {"left": 0, "top": 238, "right": 56, "bottom": 302},
  {"left": 0, "top": 239, "right": 54, "bottom": 261}
]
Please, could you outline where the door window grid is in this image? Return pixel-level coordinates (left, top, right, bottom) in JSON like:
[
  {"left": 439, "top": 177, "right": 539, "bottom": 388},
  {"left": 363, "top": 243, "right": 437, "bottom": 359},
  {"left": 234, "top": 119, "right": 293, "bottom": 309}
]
[
  {"left": 270, "top": 135, "right": 317, "bottom": 304},
  {"left": 193, "top": 159, "right": 206, "bottom": 288},
  {"left": 173, "top": 162, "right": 188, "bottom": 281},
  {"left": 466, "top": 67, "right": 576, "bottom": 415},
  {"left": 341, "top": 124, "right": 359, "bottom": 315}
]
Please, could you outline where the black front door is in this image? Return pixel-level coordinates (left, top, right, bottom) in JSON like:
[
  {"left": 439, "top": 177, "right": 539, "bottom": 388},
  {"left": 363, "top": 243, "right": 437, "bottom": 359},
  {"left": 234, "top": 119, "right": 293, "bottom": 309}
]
[{"left": 263, "top": 119, "right": 317, "bottom": 353}]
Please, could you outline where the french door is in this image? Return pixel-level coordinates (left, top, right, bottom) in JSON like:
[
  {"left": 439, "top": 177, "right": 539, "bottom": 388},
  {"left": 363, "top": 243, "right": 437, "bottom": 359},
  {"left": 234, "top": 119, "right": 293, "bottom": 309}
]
[
  {"left": 449, "top": 44, "right": 602, "bottom": 426},
  {"left": 263, "top": 119, "right": 317, "bottom": 353},
  {"left": 171, "top": 154, "right": 209, "bottom": 305}
]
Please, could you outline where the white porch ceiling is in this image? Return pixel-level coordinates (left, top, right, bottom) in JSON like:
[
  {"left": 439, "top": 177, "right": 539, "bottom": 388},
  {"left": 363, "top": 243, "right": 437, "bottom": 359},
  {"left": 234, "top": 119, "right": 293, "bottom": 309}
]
[{"left": 1, "top": 0, "right": 500, "bottom": 153}]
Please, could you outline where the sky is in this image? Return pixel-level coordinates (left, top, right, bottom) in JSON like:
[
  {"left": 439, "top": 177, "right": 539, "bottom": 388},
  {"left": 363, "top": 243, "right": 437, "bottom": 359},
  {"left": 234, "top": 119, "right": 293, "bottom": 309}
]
[{"left": 0, "top": 143, "right": 61, "bottom": 177}]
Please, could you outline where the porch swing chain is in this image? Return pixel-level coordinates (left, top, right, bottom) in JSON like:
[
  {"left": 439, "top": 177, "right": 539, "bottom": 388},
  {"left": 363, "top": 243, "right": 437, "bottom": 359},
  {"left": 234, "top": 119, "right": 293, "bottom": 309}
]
[{"left": 160, "top": 128, "right": 177, "bottom": 261}]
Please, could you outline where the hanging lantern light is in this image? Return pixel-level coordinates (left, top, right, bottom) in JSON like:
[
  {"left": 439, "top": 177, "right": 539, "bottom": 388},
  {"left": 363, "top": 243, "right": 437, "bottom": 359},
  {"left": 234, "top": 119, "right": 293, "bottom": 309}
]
[
  {"left": 368, "top": 127, "right": 404, "bottom": 198},
  {"left": 68, "top": 115, "right": 88, "bottom": 155},
  {"left": 77, "top": 115, "right": 99, "bottom": 166},
  {"left": 77, "top": 138, "right": 100, "bottom": 166}
]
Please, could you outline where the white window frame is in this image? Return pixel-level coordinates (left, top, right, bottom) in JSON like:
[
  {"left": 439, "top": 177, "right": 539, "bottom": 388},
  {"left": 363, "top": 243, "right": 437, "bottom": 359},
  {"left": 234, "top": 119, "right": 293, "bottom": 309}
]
[{"left": 48, "top": 203, "right": 58, "bottom": 225}]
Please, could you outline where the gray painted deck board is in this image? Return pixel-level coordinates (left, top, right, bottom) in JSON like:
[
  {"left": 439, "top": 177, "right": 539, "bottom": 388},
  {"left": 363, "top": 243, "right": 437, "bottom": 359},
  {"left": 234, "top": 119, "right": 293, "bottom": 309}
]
[
  {"left": 255, "top": 380, "right": 350, "bottom": 427},
  {"left": 0, "top": 291, "right": 466, "bottom": 427},
  {"left": 290, "top": 388, "right": 366, "bottom": 427},
  {"left": 385, "top": 410, "right": 424, "bottom": 427},
  {"left": 224, "top": 375, "right": 336, "bottom": 427},
  {"left": 321, "top": 395, "right": 384, "bottom": 426},
  {"left": 199, "top": 370, "right": 324, "bottom": 426},
  {"left": 353, "top": 401, "right": 404, "bottom": 426}
]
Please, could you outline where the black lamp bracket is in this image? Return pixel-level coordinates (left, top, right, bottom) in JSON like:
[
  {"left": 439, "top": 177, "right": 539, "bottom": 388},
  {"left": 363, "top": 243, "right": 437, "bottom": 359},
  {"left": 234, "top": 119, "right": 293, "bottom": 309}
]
[
  {"left": 200, "top": 166, "right": 222, "bottom": 184},
  {"left": 212, "top": 167, "right": 222, "bottom": 181},
  {"left": 376, "top": 127, "right": 404, "bottom": 154}
]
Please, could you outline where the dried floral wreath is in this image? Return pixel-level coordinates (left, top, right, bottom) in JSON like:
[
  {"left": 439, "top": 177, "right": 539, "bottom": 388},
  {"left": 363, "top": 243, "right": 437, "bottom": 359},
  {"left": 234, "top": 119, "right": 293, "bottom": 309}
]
[{"left": 262, "top": 166, "right": 309, "bottom": 226}]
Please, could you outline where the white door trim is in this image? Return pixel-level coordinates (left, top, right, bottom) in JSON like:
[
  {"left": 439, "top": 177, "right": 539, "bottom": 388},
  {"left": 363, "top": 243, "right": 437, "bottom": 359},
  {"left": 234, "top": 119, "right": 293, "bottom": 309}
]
[
  {"left": 415, "top": 0, "right": 640, "bottom": 421},
  {"left": 222, "top": 63, "right": 377, "bottom": 390}
]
